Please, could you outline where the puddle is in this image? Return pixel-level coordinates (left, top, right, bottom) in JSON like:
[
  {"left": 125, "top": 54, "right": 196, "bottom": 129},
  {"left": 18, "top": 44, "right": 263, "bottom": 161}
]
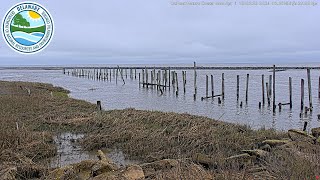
[{"left": 49, "top": 132, "right": 139, "bottom": 168}]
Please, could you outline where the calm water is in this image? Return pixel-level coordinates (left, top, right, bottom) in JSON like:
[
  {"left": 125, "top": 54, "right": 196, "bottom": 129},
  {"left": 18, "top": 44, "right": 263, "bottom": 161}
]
[{"left": 1, "top": 65, "right": 320, "bottom": 131}]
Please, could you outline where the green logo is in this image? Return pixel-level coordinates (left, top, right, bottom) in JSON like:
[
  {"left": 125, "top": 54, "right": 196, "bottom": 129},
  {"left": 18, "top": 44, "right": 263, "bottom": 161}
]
[{"left": 2, "top": 2, "right": 54, "bottom": 54}]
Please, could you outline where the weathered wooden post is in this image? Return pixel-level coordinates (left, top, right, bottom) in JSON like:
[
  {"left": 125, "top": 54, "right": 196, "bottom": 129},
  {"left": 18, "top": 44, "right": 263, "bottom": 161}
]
[
  {"left": 206, "top": 75, "right": 208, "bottom": 97},
  {"left": 269, "top": 75, "right": 272, "bottom": 97},
  {"left": 176, "top": 72, "right": 179, "bottom": 96},
  {"left": 301, "top": 79, "right": 304, "bottom": 110},
  {"left": 222, "top": 73, "right": 225, "bottom": 99},
  {"left": 194, "top": 62, "right": 197, "bottom": 100},
  {"left": 318, "top": 76, "right": 320, "bottom": 98},
  {"left": 278, "top": 103, "right": 282, "bottom": 112},
  {"left": 307, "top": 68, "right": 313, "bottom": 109},
  {"left": 168, "top": 67, "right": 171, "bottom": 90},
  {"left": 110, "top": 69, "right": 112, "bottom": 82},
  {"left": 97, "top": 101, "right": 102, "bottom": 111},
  {"left": 151, "top": 70, "right": 154, "bottom": 85},
  {"left": 262, "top": 75, "right": 265, "bottom": 105},
  {"left": 135, "top": 69, "right": 137, "bottom": 79},
  {"left": 273, "top": 65, "right": 276, "bottom": 112},
  {"left": 211, "top": 75, "right": 214, "bottom": 97},
  {"left": 182, "top": 71, "right": 186, "bottom": 93},
  {"left": 303, "top": 121, "right": 308, "bottom": 131},
  {"left": 139, "top": 73, "right": 141, "bottom": 88},
  {"left": 184, "top": 71, "right": 187, "bottom": 87},
  {"left": 116, "top": 68, "right": 118, "bottom": 84},
  {"left": 289, "top": 77, "right": 292, "bottom": 109},
  {"left": 146, "top": 67, "right": 149, "bottom": 88},
  {"left": 142, "top": 69, "right": 145, "bottom": 87},
  {"left": 237, "top": 75, "right": 239, "bottom": 102},
  {"left": 246, "top": 74, "right": 249, "bottom": 103}
]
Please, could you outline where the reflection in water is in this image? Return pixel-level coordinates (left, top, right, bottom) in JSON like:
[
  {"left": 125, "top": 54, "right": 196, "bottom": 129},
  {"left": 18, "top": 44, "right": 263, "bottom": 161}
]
[
  {"left": 0, "top": 67, "right": 319, "bottom": 131},
  {"left": 50, "top": 132, "right": 138, "bottom": 168}
]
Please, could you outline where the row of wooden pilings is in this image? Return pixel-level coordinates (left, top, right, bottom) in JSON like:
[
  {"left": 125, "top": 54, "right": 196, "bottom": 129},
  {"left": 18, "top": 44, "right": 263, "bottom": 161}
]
[{"left": 63, "top": 63, "right": 320, "bottom": 114}]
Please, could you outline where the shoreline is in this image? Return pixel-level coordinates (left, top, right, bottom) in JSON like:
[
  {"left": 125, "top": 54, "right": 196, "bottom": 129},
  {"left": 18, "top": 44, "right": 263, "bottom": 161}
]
[
  {"left": 0, "top": 80, "right": 319, "bottom": 179},
  {"left": 1, "top": 65, "right": 320, "bottom": 71}
]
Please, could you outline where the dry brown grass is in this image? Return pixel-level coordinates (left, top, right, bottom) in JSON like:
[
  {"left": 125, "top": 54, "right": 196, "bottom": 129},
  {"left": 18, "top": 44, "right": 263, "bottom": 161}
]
[{"left": 1, "top": 80, "right": 319, "bottom": 179}]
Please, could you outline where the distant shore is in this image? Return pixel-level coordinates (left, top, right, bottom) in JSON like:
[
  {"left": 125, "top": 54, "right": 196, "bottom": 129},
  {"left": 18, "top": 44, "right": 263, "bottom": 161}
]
[{"left": 1, "top": 65, "right": 319, "bottom": 71}]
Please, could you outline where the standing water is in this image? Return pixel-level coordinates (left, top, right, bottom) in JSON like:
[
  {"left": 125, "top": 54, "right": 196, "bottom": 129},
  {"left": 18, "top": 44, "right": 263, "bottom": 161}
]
[{"left": 0, "top": 64, "right": 319, "bottom": 131}]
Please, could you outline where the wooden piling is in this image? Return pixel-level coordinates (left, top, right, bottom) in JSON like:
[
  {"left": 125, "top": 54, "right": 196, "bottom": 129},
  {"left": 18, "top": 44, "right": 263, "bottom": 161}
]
[
  {"left": 194, "top": 62, "right": 197, "bottom": 99},
  {"left": 307, "top": 68, "right": 313, "bottom": 109},
  {"left": 237, "top": 75, "right": 239, "bottom": 101},
  {"left": 301, "top": 79, "right": 304, "bottom": 110},
  {"left": 262, "top": 75, "right": 265, "bottom": 105},
  {"left": 96, "top": 101, "right": 102, "bottom": 111},
  {"left": 289, "top": 77, "right": 292, "bottom": 109},
  {"left": 139, "top": 73, "right": 141, "bottom": 88},
  {"left": 222, "top": 73, "right": 225, "bottom": 99},
  {"left": 246, "top": 74, "right": 249, "bottom": 103},
  {"left": 266, "top": 82, "right": 270, "bottom": 106},
  {"left": 146, "top": 68, "right": 148, "bottom": 88},
  {"left": 183, "top": 71, "right": 186, "bottom": 93},
  {"left": 269, "top": 75, "right": 272, "bottom": 97},
  {"left": 169, "top": 67, "right": 171, "bottom": 90},
  {"left": 318, "top": 76, "right": 320, "bottom": 98},
  {"left": 273, "top": 65, "right": 276, "bottom": 112},
  {"left": 142, "top": 70, "right": 145, "bottom": 87},
  {"left": 176, "top": 72, "right": 179, "bottom": 96},
  {"left": 206, "top": 75, "right": 208, "bottom": 97},
  {"left": 211, "top": 75, "right": 214, "bottom": 97},
  {"left": 303, "top": 121, "right": 308, "bottom": 131}
]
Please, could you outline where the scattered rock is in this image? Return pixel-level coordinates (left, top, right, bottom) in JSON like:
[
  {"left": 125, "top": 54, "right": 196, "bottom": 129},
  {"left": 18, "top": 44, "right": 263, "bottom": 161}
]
[
  {"left": 225, "top": 153, "right": 252, "bottom": 161},
  {"left": 191, "top": 153, "right": 216, "bottom": 168},
  {"left": 259, "top": 144, "right": 271, "bottom": 152},
  {"left": 92, "top": 161, "right": 118, "bottom": 177},
  {"left": 122, "top": 165, "right": 144, "bottom": 180},
  {"left": 262, "top": 139, "right": 289, "bottom": 147},
  {"left": 140, "top": 159, "right": 178, "bottom": 178},
  {"left": 311, "top": 127, "right": 320, "bottom": 138},
  {"left": 241, "top": 149, "right": 268, "bottom": 158},
  {"left": 288, "top": 129, "right": 316, "bottom": 143}
]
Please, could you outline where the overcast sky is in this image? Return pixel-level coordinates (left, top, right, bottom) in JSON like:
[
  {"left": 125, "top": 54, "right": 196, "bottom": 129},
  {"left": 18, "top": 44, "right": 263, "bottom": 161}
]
[{"left": 0, "top": 0, "right": 319, "bottom": 65}]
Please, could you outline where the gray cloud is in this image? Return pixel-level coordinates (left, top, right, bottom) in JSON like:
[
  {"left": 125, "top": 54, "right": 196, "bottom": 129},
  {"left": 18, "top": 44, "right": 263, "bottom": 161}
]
[{"left": 0, "top": 0, "right": 319, "bottom": 65}]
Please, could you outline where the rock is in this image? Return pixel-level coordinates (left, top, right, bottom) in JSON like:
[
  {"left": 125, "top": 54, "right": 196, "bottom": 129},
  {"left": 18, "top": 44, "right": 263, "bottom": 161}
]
[
  {"left": 0, "top": 167, "right": 17, "bottom": 180},
  {"left": 122, "top": 165, "right": 145, "bottom": 180},
  {"left": 140, "top": 159, "right": 178, "bottom": 178},
  {"left": 262, "top": 139, "right": 290, "bottom": 147},
  {"left": 225, "top": 153, "right": 254, "bottom": 164},
  {"left": 241, "top": 149, "right": 269, "bottom": 158},
  {"left": 97, "top": 150, "right": 108, "bottom": 162},
  {"left": 288, "top": 129, "right": 316, "bottom": 143},
  {"left": 91, "top": 161, "right": 118, "bottom": 177},
  {"left": 311, "top": 127, "right": 320, "bottom": 138},
  {"left": 191, "top": 153, "right": 216, "bottom": 168},
  {"left": 259, "top": 144, "right": 271, "bottom": 151},
  {"left": 91, "top": 165, "right": 144, "bottom": 180}
]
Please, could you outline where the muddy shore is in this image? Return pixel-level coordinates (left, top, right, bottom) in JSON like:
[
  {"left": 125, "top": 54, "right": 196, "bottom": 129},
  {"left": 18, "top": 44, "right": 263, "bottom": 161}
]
[{"left": 0, "top": 81, "right": 319, "bottom": 179}]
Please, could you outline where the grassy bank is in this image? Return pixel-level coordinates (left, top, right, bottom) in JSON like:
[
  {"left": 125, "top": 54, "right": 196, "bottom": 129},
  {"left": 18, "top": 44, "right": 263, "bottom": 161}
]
[
  {"left": 10, "top": 25, "right": 46, "bottom": 33},
  {"left": 0, "top": 81, "right": 319, "bottom": 179}
]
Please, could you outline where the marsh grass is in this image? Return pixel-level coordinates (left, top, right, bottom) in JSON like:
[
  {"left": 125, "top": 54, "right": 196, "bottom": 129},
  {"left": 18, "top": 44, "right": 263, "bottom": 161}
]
[{"left": 1, "top": 81, "right": 319, "bottom": 179}]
